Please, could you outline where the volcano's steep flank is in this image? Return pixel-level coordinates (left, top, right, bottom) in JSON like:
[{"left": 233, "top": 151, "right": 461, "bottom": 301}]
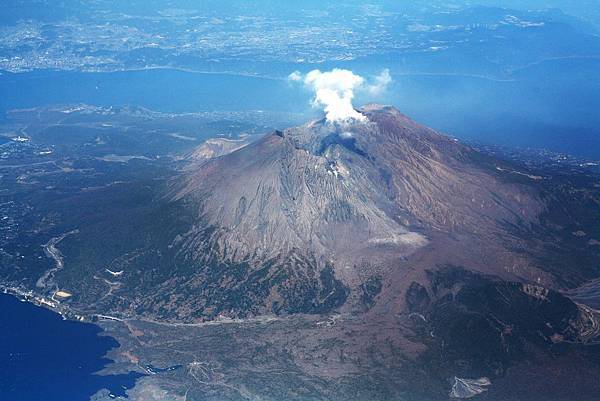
[{"left": 165, "top": 105, "right": 552, "bottom": 320}]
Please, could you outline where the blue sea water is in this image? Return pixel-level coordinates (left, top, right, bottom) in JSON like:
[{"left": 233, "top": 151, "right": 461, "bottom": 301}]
[
  {"left": 0, "top": 294, "right": 142, "bottom": 401},
  {"left": 0, "top": 68, "right": 307, "bottom": 117},
  {"left": 1, "top": 62, "right": 599, "bottom": 157}
]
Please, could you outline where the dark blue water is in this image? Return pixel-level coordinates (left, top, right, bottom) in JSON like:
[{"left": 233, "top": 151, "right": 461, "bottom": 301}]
[{"left": 0, "top": 294, "right": 142, "bottom": 401}]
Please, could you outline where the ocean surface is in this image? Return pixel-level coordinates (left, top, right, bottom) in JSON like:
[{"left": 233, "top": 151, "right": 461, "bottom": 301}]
[
  {"left": 1, "top": 62, "right": 599, "bottom": 157},
  {"left": 0, "top": 68, "right": 307, "bottom": 116},
  {"left": 0, "top": 294, "right": 141, "bottom": 401}
]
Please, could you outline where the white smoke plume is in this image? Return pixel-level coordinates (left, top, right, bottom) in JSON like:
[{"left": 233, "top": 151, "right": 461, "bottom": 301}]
[
  {"left": 367, "top": 69, "right": 392, "bottom": 96},
  {"left": 289, "top": 68, "right": 392, "bottom": 124}
]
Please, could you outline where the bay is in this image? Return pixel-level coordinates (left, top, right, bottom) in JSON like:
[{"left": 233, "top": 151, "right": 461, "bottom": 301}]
[{"left": 0, "top": 293, "right": 142, "bottom": 401}]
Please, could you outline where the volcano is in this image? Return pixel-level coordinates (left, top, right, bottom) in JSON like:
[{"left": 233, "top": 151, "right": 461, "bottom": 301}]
[{"left": 159, "top": 105, "right": 556, "bottom": 318}]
